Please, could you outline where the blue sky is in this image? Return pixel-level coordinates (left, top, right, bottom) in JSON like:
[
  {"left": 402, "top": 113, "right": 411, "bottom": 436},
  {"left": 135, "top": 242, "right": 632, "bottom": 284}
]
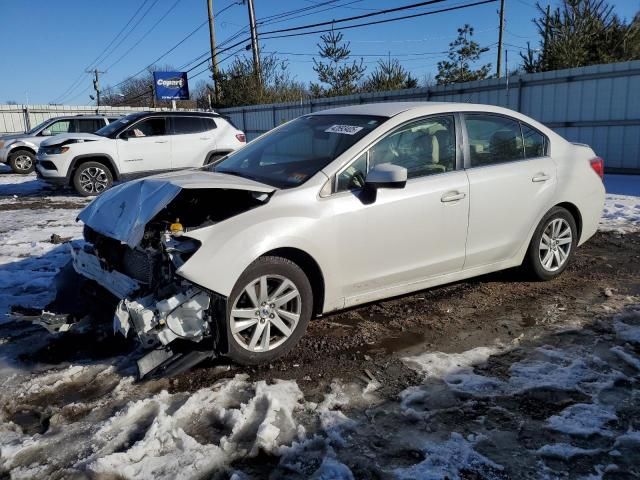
[{"left": 2, "top": 0, "right": 637, "bottom": 105}]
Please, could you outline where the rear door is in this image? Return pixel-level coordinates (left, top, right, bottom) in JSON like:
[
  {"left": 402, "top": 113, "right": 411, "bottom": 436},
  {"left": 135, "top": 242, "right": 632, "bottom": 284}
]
[
  {"left": 169, "top": 116, "right": 215, "bottom": 169},
  {"left": 463, "top": 113, "right": 556, "bottom": 268},
  {"left": 116, "top": 116, "right": 172, "bottom": 174}
]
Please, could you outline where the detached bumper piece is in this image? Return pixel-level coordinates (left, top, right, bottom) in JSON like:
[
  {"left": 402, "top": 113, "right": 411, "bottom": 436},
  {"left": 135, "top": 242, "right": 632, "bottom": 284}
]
[
  {"left": 70, "top": 241, "right": 217, "bottom": 379},
  {"left": 114, "top": 288, "right": 211, "bottom": 347},
  {"left": 137, "top": 347, "right": 215, "bottom": 379}
]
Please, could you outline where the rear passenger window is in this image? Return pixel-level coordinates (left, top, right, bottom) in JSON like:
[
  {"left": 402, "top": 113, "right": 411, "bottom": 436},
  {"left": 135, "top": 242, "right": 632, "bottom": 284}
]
[
  {"left": 465, "top": 115, "right": 524, "bottom": 167},
  {"left": 172, "top": 117, "right": 205, "bottom": 135},
  {"left": 521, "top": 123, "right": 546, "bottom": 158},
  {"left": 76, "top": 119, "right": 102, "bottom": 133},
  {"left": 202, "top": 118, "right": 217, "bottom": 131}
]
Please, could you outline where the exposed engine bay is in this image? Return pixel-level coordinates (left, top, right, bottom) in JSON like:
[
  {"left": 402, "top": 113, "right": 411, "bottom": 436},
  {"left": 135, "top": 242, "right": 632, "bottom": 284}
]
[{"left": 57, "top": 185, "right": 272, "bottom": 378}]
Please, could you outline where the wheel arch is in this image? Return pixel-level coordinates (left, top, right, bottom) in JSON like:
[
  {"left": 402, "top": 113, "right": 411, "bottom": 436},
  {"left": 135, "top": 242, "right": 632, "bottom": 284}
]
[
  {"left": 68, "top": 154, "right": 120, "bottom": 183},
  {"left": 554, "top": 201, "right": 583, "bottom": 240},
  {"left": 8, "top": 145, "right": 36, "bottom": 156},
  {"left": 261, "top": 247, "right": 326, "bottom": 317},
  {"left": 205, "top": 150, "right": 233, "bottom": 165}
]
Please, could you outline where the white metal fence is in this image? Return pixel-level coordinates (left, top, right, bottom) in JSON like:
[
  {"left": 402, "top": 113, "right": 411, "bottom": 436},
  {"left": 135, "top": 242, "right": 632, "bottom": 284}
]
[
  {"left": 220, "top": 60, "right": 640, "bottom": 173},
  {"left": 0, "top": 105, "right": 192, "bottom": 135}
]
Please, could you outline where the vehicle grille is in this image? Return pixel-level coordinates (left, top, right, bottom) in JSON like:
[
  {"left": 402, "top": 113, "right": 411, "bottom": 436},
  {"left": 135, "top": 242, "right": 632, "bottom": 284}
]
[{"left": 122, "top": 248, "right": 159, "bottom": 285}]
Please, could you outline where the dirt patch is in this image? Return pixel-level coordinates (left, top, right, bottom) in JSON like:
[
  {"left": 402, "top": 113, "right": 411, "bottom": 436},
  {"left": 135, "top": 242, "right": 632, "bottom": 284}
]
[{"left": 173, "top": 231, "right": 640, "bottom": 399}]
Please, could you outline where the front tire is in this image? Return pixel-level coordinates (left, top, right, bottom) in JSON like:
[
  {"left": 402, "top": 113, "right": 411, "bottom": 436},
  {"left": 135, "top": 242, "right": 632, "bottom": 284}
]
[
  {"left": 72, "top": 161, "right": 113, "bottom": 196},
  {"left": 8, "top": 150, "right": 35, "bottom": 174},
  {"left": 524, "top": 206, "right": 577, "bottom": 281},
  {"left": 225, "top": 256, "right": 313, "bottom": 365}
]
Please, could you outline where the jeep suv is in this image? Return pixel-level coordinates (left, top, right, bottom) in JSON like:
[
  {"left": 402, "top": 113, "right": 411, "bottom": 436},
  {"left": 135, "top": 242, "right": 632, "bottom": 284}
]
[
  {"left": 36, "top": 111, "right": 246, "bottom": 196},
  {"left": 0, "top": 115, "right": 119, "bottom": 174}
]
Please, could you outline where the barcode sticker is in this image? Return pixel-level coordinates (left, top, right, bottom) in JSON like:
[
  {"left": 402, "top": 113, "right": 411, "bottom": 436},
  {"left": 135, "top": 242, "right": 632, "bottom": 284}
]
[{"left": 325, "top": 124, "right": 364, "bottom": 135}]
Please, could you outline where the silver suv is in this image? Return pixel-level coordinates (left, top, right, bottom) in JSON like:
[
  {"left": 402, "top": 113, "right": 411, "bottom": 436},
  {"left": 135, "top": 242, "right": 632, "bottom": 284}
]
[{"left": 0, "top": 115, "right": 119, "bottom": 174}]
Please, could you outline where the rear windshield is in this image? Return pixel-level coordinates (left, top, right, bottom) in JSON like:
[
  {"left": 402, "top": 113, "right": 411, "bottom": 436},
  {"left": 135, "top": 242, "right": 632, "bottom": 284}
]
[{"left": 213, "top": 114, "right": 386, "bottom": 188}]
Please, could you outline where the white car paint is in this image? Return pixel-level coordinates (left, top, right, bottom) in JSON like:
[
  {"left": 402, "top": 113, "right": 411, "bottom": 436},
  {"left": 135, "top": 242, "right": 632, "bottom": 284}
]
[
  {"left": 168, "top": 102, "right": 604, "bottom": 312},
  {"left": 74, "top": 102, "right": 605, "bottom": 366},
  {"left": 35, "top": 113, "right": 245, "bottom": 189}
]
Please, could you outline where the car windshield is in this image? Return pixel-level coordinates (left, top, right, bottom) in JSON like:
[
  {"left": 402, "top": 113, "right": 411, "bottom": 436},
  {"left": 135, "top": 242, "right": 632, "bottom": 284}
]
[
  {"left": 95, "top": 113, "right": 142, "bottom": 137},
  {"left": 213, "top": 114, "right": 386, "bottom": 188}
]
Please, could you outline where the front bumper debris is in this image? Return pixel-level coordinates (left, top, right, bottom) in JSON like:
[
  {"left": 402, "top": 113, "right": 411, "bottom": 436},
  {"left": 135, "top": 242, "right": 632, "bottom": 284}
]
[
  {"left": 71, "top": 242, "right": 140, "bottom": 298},
  {"left": 114, "top": 288, "right": 211, "bottom": 346}
]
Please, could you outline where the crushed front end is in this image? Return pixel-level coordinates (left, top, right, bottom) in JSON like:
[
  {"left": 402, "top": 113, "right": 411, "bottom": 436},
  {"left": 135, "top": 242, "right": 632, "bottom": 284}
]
[{"left": 57, "top": 173, "right": 274, "bottom": 377}]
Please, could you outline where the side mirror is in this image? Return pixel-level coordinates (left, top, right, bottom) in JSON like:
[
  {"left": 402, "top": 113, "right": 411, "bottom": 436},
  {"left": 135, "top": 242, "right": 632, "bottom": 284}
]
[
  {"left": 41, "top": 129, "right": 52, "bottom": 136},
  {"left": 365, "top": 163, "right": 407, "bottom": 189}
]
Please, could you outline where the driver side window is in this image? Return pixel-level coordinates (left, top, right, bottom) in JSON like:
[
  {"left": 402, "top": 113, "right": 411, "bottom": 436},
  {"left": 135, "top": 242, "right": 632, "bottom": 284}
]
[{"left": 336, "top": 115, "right": 456, "bottom": 192}]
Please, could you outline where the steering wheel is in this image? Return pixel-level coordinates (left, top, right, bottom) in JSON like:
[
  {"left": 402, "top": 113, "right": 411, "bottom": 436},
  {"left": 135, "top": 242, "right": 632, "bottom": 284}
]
[{"left": 350, "top": 170, "right": 366, "bottom": 189}]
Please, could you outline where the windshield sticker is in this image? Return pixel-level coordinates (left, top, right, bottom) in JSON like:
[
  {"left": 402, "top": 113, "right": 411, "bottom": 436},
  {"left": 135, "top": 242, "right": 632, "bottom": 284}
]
[{"left": 325, "top": 124, "right": 364, "bottom": 135}]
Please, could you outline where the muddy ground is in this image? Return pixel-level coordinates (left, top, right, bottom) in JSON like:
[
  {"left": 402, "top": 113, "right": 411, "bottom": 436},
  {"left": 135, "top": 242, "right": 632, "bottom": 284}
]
[
  {"left": 168, "top": 231, "right": 640, "bottom": 400},
  {"left": 19, "top": 230, "right": 639, "bottom": 403}
]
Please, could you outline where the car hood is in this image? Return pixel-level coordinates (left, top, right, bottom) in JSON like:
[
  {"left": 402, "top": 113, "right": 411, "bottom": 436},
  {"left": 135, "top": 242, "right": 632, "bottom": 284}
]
[
  {"left": 78, "top": 170, "right": 276, "bottom": 247},
  {"left": 0, "top": 133, "right": 27, "bottom": 143},
  {"left": 41, "top": 133, "right": 103, "bottom": 146}
]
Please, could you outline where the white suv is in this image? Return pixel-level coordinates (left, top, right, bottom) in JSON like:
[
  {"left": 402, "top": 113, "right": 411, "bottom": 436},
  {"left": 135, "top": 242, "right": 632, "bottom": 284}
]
[{"left": 36, "top": 111, "right": 246, "bottom": 196}]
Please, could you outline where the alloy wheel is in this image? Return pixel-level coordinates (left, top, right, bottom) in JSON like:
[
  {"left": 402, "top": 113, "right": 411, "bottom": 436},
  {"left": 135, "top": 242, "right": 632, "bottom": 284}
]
[
  {"left": 230, "top": 274, "right": 302, "bottom": 352},
  {"left": 79, "top": 166, "right": 109, "bottom": 194},
  {"left": 538, "top": 218, "right": 572, "bottom": 272},
  {"left": 14, "top": 154, "right": 33, "bottom": 171}
]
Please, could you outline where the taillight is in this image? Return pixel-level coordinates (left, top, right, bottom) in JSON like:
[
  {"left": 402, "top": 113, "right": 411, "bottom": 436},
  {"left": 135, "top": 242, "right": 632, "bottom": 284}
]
[
  {"left": 589, "top": 156, "right": 604, "bottom": 180},
  {"left": 235, "top": 133, "right": 246, "bottom": 143}
]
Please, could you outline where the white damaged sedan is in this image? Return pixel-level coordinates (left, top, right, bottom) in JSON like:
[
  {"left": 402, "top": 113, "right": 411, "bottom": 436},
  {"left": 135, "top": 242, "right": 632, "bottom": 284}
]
[{"left": 71, "top": 102, "right": 605, "bottom": 375}]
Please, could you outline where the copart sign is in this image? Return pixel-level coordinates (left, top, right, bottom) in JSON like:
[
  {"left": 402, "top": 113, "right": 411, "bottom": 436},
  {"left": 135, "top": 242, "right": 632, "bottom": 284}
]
[{"left": 153, "top": 71, "right": 190, "bottom": 100}]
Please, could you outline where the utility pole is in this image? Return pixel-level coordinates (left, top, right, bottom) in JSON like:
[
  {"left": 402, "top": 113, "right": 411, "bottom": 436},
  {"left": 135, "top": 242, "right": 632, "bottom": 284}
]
[
  {"left": 245, "top": 0, "right": 262, "bottom": 88},
  {"left": 86, "top": 68, "right": 105, "bottom": 112},
  {"left": 207, "top": 0, "right": 221, "bottom": 105},
  {"left": 496, "top": 0, "right": 505, "bottom": 78}
]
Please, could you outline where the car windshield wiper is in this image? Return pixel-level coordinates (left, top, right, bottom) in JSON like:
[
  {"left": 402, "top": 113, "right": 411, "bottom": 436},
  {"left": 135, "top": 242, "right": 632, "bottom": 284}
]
[{"left": 216, "top": 169, "right": 264, "bottom": 184}]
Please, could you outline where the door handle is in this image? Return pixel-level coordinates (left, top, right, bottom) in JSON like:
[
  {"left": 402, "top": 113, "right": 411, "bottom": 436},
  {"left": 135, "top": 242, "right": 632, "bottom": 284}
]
[
  {"left": 154, "top": 140, "right": 168, "bottom": 144},
  {"left": 441, "top": 191, "right": 466, "bottom": 202},
  {"left": 532, "top": 173, "right": 550, "bottom": 182}
]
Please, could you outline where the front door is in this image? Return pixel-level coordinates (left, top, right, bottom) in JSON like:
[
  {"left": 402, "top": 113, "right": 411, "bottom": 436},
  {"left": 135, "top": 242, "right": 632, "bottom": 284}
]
[
  {"left": 116, "top": 116, "right": 172, "bottom": 175},
  {"left": 325, "top": 115, "right": 470, "bottom": 306}
]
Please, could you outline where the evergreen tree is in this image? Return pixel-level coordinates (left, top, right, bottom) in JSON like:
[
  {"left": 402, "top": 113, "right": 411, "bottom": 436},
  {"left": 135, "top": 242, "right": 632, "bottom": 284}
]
[
  {"left": 436, "top": 25, "right": 491, "bottom": 85},
  {"left": 522, "top": 0, "right": 640, "bottom": 73},
  {"left": 311, "top": 30, "right": 366, "bottom": 97},
  {"left": 362, "top": 57, "right": 418, "bottom": 92}
]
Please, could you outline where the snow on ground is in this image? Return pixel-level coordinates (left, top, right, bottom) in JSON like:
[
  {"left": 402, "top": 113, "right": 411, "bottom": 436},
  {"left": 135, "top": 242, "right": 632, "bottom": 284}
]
[
  {"left": 0, "top": 171, "right": 639, "bottom": 478},
  {"left": 599, "top": 194, "right": 640, "bottom": 234}
]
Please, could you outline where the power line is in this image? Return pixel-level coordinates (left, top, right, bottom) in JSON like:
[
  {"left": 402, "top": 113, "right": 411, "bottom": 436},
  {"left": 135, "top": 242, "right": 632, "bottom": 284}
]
[
  {"left": 105, "top": 0, "right": 182, "bottom": 71},
  {"left": 56, "top": 0, "right": 160, "bottom": 104},
  {"left": 258, "top": 0, "right": 497, "bottom": 40},
  {"left": 50, "top": 0, "right": 152, "bottom": 103},
  {"left": 262, "top": 0, "right": 450, "bottom": 35}
]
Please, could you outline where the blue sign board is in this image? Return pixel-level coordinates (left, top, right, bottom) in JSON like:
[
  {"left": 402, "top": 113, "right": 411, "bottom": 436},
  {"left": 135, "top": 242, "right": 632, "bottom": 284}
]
[{"left": 153, "top": 71, "right": 190, "bottom": 100}]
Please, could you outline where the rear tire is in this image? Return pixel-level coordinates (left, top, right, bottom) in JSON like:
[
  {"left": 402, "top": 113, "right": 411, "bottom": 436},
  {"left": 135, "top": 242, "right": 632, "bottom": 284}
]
[
  {"left": 8, "top": 150, "right": 35, "bottom": 174},
  {"left": 225, "top": 256, "right": 313, "bottom": 365},
  {"left": 523, "top": 206, "right": 577, "bottom": 281},
  {"left": 72, "top": 161, "right": 113, "bottom": 196}
]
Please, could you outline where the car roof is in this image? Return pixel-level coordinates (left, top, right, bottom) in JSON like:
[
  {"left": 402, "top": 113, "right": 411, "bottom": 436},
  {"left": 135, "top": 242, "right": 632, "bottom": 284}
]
[
  {"left": 131, "top": 111, "right": 222, "bottom": 118},
  {"left": 311, "top": 101, "right": 524, "bottom": 118}
]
